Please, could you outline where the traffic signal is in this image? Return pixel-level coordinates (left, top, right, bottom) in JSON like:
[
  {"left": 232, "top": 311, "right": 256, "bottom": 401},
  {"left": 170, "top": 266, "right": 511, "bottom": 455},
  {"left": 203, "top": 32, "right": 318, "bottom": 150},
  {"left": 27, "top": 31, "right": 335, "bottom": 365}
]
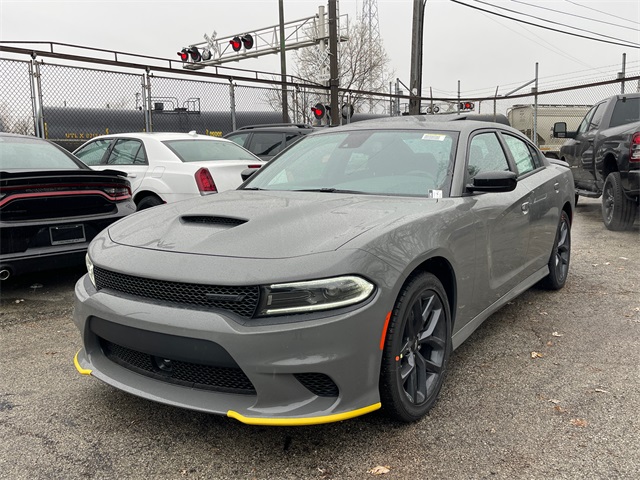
[
  {"left": 241, "top": 34, "right": 254, "bottom": 49},
  {"left": 459, "top": 101, "right": 475, "bottom": 111},
  {"left": 312, "top": 103, "right": 327, "bottom": 120},
  {"left": 341, "top": 103, "right": 354, "bottom": 119},
  {"left": 230, "top": 36, "right": 242, "bottom": 52},
  {"left": 230, "top": 34, "right": 254, "bottom": 52},
  {"left": 177, "top": 48, "right": 189, "bottom": 61},
  {"left": 188, "top": 46, "right": 201, "bottom": 62}
]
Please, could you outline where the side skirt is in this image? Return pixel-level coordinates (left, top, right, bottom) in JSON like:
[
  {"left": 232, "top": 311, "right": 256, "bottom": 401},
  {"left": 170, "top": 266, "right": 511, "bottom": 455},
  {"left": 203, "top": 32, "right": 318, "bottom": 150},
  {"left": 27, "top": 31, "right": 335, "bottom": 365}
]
[{"left": 451, "top": 266, "right": 549, "bottom": 350}]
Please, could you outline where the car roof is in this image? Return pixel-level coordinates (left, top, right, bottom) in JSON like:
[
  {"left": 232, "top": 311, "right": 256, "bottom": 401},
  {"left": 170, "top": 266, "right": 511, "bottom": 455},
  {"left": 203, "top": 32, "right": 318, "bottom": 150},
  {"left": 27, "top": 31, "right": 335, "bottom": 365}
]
[
  {"left": 86, "top": 132, "right": 234, "bottom": 142},
  {"left": 225, "top": 124, "right": 319, "bottom": 135},
  {"left": 315, "top": 115, "right": 522, "bottom": 136}
]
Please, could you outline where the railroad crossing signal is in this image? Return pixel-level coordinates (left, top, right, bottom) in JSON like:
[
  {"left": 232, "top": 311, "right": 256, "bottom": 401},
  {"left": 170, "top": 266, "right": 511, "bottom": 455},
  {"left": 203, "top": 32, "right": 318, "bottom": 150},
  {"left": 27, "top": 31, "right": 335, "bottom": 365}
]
[
  {"left": 459, "top": 101, "right": 475, "bottom": 111},
  {"left": 312, "top": 103, "right": 330, "bottom": 120},
  {"left": 230, "top": 34, "right": 254, "bottom": 52}
]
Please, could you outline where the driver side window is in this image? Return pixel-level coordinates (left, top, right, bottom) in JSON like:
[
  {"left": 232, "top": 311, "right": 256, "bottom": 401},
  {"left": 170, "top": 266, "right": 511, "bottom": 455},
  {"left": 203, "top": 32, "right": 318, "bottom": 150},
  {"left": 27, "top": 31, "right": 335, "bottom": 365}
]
[{"left": 467, "top": 132, "right": 510, "bottom": 182}]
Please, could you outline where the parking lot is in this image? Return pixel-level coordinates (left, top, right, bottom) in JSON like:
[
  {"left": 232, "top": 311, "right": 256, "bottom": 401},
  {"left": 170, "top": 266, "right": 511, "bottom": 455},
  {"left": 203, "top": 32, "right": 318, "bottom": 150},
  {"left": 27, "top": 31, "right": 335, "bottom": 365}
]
[{"left": 0, "top": 197, "right": 638, "bottom": 479}]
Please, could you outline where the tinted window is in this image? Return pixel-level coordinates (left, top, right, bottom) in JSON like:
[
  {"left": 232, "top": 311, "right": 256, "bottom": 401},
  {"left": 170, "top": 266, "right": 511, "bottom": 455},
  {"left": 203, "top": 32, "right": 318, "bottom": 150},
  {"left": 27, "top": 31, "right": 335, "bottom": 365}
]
[
  {"left": 251, "top": 132, "right": 285, "bottom": 156},
  {"left": 467, "top": 132, "right": 510, "bottom": 181},
  {"left": 284, "top": 133, "right": 303, "bottom": 147},
  {"left": 588, "top": 102, "right": 607, "bottom": 130},
  {"left": 0, "top": 136, "right": 82, "bottom": 170},
  {"left": 576, "top": 105, "right": 597, "bottom": 135},
  {"left": 610, "top": 97, "right": 640, "bottom": 128},
  {"left": 503, "top": 134, "right": 536, "bottom": 175},
  {"left": 226, "top": 132, "right": 250, "bottom": 147},
  {"left": 245, "top": 130, "right": 457, "bottom": 197},
  {"left": 163, "top": 139, "right": 258, "bottom": 162},
  {"left": 107, "top": 139, "right": 146, "bottom": 165},
  {"left": 74, "top": 139, "right": 113, "bottom": 166}
]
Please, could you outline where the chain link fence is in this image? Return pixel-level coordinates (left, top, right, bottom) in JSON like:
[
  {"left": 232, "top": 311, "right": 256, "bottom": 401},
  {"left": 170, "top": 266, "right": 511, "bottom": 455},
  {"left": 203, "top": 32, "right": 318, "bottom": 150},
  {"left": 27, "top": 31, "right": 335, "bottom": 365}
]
[
  {"left": 1, "top": 53, "right": 638, "bottom": 155},
  {"left": 0, "top": 58, "right": 36, "bottom": 135}
]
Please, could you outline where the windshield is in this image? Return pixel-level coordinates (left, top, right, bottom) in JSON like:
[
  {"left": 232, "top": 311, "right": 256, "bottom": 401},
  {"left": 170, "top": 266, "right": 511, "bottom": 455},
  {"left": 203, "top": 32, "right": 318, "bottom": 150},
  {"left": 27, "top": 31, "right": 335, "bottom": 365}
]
[
  {"left": 163, "top": 139, "right": 259, "bottom": 162},
  {"left": 243, "top": 129, "right": 457, "bottom": 197},
  {"left": 0, "top": 135, "right": 82, "bottom": 170}
]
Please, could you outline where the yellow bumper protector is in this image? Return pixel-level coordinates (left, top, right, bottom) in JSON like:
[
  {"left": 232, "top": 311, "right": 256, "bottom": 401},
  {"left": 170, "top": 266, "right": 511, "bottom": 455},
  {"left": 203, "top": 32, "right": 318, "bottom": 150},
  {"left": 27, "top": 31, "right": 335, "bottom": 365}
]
[
  {"left": 74, "top": 351, "right": 93, "bottom": 375},
  {"left": 227, "top": 402, "right": 381, "bottom": 426}
]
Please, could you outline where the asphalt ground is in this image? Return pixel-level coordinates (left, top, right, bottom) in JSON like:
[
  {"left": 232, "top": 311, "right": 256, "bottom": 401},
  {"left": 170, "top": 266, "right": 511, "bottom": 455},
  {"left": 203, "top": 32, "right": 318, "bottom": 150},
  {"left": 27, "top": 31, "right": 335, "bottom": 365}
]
[{"left": 0, "top": 197, "right": 638, "bottom": 479}]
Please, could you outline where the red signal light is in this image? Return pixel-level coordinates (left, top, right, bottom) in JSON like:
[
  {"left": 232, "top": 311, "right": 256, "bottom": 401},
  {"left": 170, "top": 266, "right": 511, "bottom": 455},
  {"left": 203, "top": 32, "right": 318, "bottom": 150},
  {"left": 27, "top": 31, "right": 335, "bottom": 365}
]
[
  {"left": 195, "top": 168, "right": 217, "bottom": 194},
  {"left": 459, "top": 101, "right": 475, "bottom": 111},
  {"left": 230, "top": 36, "right": 242, "bottom": 52},
  {"left": 177, "top": 48, "right": 189, "bottom": 61},
  {"left": 312, "top": 103, "right": 326, "bottom": 120}
]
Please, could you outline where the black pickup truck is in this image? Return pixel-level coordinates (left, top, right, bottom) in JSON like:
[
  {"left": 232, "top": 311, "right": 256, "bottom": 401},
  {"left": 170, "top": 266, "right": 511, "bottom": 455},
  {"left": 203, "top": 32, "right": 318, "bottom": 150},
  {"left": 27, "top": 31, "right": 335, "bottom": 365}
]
[{"left": 553, "top": 93, "right": 640, "bottom": 230}]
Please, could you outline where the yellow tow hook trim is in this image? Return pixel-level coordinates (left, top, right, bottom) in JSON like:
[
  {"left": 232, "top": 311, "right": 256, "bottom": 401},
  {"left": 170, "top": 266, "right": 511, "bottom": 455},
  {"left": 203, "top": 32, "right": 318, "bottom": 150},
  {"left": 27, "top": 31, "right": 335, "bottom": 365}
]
[
  {"left": 227, "top": 402, "right": 382, "bottom": 426},
  {"left": 74, "top": 351, "right": 92, "bottom": 375}
]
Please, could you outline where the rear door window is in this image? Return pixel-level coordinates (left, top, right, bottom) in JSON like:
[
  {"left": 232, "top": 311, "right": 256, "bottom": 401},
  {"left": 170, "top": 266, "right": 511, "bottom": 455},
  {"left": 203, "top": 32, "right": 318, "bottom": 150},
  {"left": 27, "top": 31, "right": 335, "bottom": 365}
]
[
  {"left": 503, "top": 134, "right": 536, "bottom": 176},
  {"left": 74, "top": 139, "right": 113, "bottom": 166},
  {"left": 106, "top": 139, "right": 147, "bottom": 165}
]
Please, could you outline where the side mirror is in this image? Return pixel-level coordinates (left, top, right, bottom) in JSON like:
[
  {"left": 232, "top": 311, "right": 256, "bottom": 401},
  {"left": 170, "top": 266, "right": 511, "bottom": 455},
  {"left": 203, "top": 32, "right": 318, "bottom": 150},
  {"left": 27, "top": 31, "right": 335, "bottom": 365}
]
[
  {"left": 553, "top": 122, "right": 567, "bottom": 138},
  {"left": 241, "top": 167, "right": 260, "bottom": 181},
  {"left": 468, "top": 170, "right": 517, "bottom": 193}
]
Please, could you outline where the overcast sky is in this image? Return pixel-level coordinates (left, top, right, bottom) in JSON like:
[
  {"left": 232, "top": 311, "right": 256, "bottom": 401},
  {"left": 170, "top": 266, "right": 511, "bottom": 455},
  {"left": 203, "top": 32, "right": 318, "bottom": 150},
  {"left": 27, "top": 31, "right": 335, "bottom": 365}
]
[{"left": 1, "top": 0, "right": 638, "bottom": 98}]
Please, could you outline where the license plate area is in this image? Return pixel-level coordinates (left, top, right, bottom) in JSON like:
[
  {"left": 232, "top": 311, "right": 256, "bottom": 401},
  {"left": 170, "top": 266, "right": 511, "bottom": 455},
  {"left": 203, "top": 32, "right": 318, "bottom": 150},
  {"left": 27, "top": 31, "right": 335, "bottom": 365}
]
[{"left": 50, "top": 224, "right": 86, "bottom": 245}]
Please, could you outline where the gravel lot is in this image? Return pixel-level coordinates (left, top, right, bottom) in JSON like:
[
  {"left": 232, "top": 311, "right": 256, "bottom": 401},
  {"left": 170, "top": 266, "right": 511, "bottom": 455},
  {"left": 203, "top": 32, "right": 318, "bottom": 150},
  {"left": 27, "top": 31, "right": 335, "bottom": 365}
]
[{"left": 1, "top": 197, "right": 638, "bottom": 479}]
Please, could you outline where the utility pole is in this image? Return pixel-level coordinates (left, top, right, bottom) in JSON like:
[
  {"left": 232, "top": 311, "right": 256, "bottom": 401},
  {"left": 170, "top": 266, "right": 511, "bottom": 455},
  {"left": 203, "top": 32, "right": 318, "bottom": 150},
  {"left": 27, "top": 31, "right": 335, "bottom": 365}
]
[
  {"left": 279, "top": 0, "right": 290, "bottom": 122},
  {"left": 409, "top": 0, "right": 426, "bottom": 114},
  {"left": 328, "top": 0, "right": 339, "bottom": 125}
]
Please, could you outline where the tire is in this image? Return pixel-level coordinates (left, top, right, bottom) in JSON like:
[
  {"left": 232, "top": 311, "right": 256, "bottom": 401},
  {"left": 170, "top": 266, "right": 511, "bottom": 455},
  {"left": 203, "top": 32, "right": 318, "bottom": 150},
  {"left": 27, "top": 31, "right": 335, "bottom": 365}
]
[
  {"left": 602, "top": 172, "right": 638, "bottom": 231},
  {"left": 380, "top": 272, "right": 452, "bottom": 422},
  {"left": 540, "top": 210, "right": 571, "bottom": 290},
  {"left": 136, "top": 195, "right": 163, "bottom": 211}
]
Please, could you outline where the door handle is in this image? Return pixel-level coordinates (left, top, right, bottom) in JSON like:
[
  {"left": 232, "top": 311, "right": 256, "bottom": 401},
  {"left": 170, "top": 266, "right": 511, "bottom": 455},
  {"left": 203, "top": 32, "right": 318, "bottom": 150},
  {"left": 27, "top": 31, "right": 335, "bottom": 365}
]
[{"left": 521, "top": 202, "right": 530, "bottom": 214}]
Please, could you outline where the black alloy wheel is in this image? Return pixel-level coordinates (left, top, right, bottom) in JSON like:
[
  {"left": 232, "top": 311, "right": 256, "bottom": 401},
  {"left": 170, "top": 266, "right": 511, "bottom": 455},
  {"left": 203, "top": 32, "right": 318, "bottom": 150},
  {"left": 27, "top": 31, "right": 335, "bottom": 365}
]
[
  {"left": 541, "top": 210, "right": 571, "bottom": 290},
  {"left": 380, "top": 272, "right": 452, "bottom": 422},
  {"left": 602, "top": 172, "right": 638, "bottom": 231}
]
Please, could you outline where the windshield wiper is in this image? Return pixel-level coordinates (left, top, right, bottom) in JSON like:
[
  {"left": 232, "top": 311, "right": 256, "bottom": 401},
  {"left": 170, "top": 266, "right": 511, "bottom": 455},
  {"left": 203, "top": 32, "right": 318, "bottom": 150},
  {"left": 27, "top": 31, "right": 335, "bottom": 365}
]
[
  {"left": 242, "top": 187, "right": 264, "bottom": 190},
  {"left": 292, "top": 188, "right": 365, "bottom": 194}
]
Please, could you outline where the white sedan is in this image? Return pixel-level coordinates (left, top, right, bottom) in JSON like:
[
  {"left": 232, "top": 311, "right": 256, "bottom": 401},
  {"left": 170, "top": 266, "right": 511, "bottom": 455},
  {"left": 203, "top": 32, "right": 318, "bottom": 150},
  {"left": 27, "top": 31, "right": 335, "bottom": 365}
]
[{"left": 73, "top": 132, "right": 264, "bottom": 209}]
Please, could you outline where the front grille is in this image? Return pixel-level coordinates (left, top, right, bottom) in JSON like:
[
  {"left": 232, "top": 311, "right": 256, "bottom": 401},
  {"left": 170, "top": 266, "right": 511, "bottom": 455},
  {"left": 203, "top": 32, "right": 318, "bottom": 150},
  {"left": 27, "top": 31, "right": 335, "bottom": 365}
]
[
  {"left": 101, "top": 339, "right": 256, "bottom": 394},
  {"left": 94, "top": 267, "right": 260, "bottom": 318},
  {"left": 294, "top": 373, "right": 339, "bottom": 397}
]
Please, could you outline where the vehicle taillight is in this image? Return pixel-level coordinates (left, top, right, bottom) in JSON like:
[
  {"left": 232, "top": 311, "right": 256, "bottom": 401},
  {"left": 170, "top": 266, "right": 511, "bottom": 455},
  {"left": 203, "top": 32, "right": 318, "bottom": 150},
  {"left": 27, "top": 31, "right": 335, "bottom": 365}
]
[
  {"left": 195, "top": 168, "right": 217, "bottom": 194},
  {"left": 248, "top": 164, "right": 262, "bottom": 169},
  {"left": 102, "top": 185, "right": 132, "bottom": 200},
  {"left": 630, "top": 132, "right": 640, "bottom": 163}
]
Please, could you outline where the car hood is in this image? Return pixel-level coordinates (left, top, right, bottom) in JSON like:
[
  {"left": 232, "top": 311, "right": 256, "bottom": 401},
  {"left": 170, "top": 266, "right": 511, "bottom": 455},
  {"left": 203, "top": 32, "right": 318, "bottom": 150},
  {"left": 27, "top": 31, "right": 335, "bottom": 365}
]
[{"left": 107, "top": 190, "right": 444, "bottom": 259}]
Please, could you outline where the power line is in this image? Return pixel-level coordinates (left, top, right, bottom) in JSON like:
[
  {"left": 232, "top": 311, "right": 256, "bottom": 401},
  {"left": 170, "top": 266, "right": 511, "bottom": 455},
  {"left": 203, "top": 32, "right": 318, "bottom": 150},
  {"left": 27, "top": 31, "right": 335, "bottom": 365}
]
[
  {"left": 469, "top": 0, "right": 639, "bottom": 46},
  {"left": 449, "top": 0, "right": 640, "bottom": 49},
  {"left": 511, "top": 0, "right": 639, "bottom": 32},
  {"left": 562, "top": 0, "right": 640, "bottom": 26}
]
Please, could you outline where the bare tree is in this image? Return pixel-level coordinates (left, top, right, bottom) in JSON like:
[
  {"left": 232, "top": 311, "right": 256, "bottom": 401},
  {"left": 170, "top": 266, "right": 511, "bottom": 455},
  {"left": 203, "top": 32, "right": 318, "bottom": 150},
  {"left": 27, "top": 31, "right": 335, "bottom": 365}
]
[{"left": 265, "top": 19, "right": 394, "bottom": 123}]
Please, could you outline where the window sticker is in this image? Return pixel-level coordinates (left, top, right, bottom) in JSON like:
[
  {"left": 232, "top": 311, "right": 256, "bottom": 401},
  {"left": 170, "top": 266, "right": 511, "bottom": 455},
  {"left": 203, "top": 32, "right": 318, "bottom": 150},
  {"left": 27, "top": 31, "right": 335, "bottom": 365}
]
[
  {"left": 429, "top": 189, "right": 443, "bottom": 199},
  {"left": 422, "top": 134, "right": 447, "bottom": 142}
]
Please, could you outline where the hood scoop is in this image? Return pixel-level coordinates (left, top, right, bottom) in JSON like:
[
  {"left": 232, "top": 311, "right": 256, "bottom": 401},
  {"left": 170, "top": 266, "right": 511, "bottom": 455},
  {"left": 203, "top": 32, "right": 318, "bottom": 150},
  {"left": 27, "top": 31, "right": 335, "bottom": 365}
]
[{"left": 180, "top": 215, "right": 247, "bottom": 227}]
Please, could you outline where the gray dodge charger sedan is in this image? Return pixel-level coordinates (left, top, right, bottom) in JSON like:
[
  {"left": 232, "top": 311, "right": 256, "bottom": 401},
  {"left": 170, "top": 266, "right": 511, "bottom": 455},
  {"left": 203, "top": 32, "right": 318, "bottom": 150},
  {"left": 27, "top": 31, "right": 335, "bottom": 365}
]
[{"left": 73, "top": 116, "right": 574, "bottom": 425}]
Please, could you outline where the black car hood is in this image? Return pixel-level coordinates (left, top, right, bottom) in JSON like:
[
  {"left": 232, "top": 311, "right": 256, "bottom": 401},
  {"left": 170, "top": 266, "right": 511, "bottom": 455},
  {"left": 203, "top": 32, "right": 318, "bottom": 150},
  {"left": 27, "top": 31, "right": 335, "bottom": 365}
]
[{"left": 108, "top": 190, "right": 442, "bottom": 259}]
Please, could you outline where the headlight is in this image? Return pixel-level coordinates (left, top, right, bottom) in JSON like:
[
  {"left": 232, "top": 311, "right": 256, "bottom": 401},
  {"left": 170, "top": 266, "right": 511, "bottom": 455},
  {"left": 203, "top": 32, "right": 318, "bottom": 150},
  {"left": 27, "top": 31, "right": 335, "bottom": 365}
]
[
  {"left": 85, "top": 254, "right": 95, "bottom": 288},
  {"left": 258, "top": 276, "right": 375, "bottom": 316}
]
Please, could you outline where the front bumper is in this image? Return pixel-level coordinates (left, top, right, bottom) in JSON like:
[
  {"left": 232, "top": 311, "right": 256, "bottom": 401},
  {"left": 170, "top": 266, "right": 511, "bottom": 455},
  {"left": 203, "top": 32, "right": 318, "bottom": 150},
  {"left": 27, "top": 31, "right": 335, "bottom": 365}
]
[{"left": 73, "top": 274, "right": 387, "bottom": 425}]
